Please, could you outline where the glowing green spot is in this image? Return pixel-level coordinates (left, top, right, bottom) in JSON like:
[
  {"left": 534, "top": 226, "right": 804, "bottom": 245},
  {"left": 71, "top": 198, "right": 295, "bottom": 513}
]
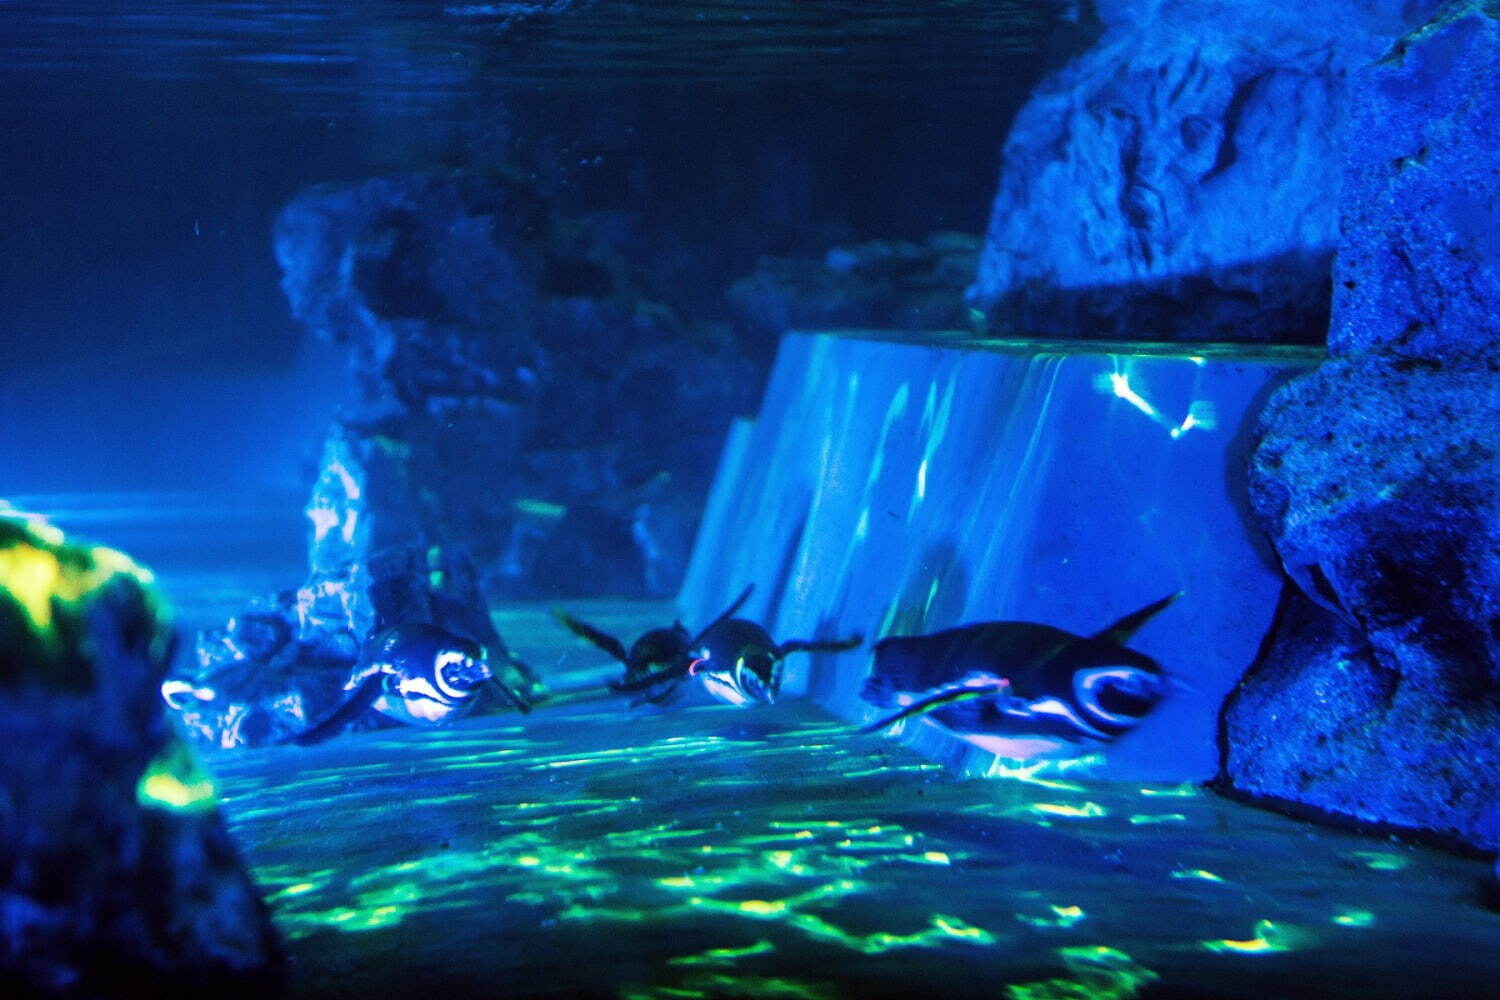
[
  {"left": 516, "top": 855, "right": 542, "bottom": 867},
  {"left": 1016, "top": 904, "right": 1086, "bottom": 929},
  {"left": 738, "top": 899, "right": 785, "bottom": 916},
  {"left": 1128, "top": 813, "right": 1186, "bottom": 825},
  {"left": 1333, "top": 909, "right": 1375, "bottom": 928},
  {"left": 273, "top": 882, "right": 319, "bottom": 899},
  {"left": 669, "top": 940, "right": 776, "bottom": 966},
  {"left": 921, "top": 851, "right": 950, "bottom": 865},
  {"left": 1201, "top": 920, "right": 1311, "bottom": 955},
  {"left": 1032, "top": 802, "right": 1107, "bottom": 819},
  {"left": 513, "top": 498, "right": 566, "bottom": 519},
  {"left": 988, "top": 758, "right": 1088, "bottom": 790},
  {"left": 931, "top": 915, "right": 993, "bottom": 941},
  {"left": 1138, "top": 783, "right": 1199, "bottom": 798},
  {"left": 136, "top": 742, "right": 217, "bottom": 813},
  {"left": 1170, "top": 869, "right": 1224, "bottom": 883},
  {"left": 658, "top": 876, "right": 698, "bottom": 889},
  {"left": 1008, "top": 945, "right": 1159, "bottom": 1000},
  {"left": 1349, "top": 850, "right": 1409, "bottom": 871}
]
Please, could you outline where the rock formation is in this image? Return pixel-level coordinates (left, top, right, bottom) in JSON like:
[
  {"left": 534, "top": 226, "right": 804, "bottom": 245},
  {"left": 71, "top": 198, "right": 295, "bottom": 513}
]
[
  {"left": 1226, "top": 0, "right": 1500, "bottom": 851},
  {"left": 0, "top": 516, "right": 283, "bottom": 995},
  {"left": 967, "top": 0, "right": 1441, "bottom": 343}
]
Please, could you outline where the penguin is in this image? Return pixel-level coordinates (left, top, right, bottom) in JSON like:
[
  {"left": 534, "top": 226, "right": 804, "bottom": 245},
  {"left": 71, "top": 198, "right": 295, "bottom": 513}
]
[
  {"left": 556, "top": 585, "right": 862, "bottom": 706},
  {"left": 858, "top": 593, "right": 1179, "bottom": 746},
  {"left": 291, "top": 624, "right": 530, "bottom": 746}
]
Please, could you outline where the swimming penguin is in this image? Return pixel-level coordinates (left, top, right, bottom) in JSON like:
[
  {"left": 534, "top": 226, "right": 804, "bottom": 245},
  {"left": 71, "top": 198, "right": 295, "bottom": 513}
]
[
  {"left": 556, "top": 585, "right": 863, "bottom": 706},
  {"left": 552, "top": 608, "right": 696, "bottom": 705},
  {"left": 859, "top": 593, "right": 1180, "bottom": 748},
  {"left": 291, "top": 624, "right": 530, "bottom": 746}
]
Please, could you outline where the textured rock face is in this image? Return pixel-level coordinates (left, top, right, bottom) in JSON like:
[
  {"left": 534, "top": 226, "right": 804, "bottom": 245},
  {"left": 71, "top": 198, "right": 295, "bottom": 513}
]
[
  {"left": 728, "top": 233, "right": 980, "bottom": 349},
  {"left": 275, "top": 172, "right": 752, "bottom": 600},
  {"left": 968, "top": 0, "right": 1439, "bottom": 342},
  {"left": 0, "top": 517, "right": 282, "bottom": 996},
  {"left": 1229, "top": 0, "right": 1500, "bottom": 850}
]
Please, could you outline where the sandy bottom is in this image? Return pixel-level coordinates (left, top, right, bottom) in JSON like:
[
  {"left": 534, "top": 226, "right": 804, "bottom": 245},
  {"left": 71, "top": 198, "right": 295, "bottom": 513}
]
[{"left": 206, "top": 602, "right": 1498, "bottom": 1000}]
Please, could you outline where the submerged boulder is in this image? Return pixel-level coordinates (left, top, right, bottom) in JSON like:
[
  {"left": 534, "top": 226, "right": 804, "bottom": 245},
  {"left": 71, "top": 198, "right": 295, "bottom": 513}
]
[
  {"left": 0, "top": 517, "right": 282, "bottom": 996},
  {"left": 967, "top": 0, "right": 1440, "bottom": 342},
  {"left": 1227, "top": 0, "right": 1500, "bottom": 851},
  {"left": 275, "top": 172, "right": 752, "bottom": 599},
  {"left": 728, "top": 233, "right": 981, "bottom": 350}
]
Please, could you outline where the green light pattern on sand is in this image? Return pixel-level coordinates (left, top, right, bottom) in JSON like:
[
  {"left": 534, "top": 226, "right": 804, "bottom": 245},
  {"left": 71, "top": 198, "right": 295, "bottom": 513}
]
[
  {"left": 1200, "top": 919, "right": 1315, "bottom": 955},
  {"left": 1333, "top": 909, "right": 1376, "bottom": 928},
  {"left": 1348, "top": 850, "right": 1410, "bottom": 871},
  {"left": 669, "top": 940, "right": 776, "bottom": 966},
  {"left": 1015, "top": 904, "right": 1086, "bottom": 929},
  {"left": 208, "top": 651, "right": 1500, "bottom": 999},
  {"left": 1007, "top": 945, "right": 1159, "bottom": 1000},
  {"left": 1029, "top": 802, "right": 1107, "bottom": 820}
]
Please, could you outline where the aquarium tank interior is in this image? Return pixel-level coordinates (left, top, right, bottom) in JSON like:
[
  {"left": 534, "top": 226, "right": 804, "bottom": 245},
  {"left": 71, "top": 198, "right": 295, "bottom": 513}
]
[{"left": 2, "top": 1, "right": 1498, "bottom": 998}]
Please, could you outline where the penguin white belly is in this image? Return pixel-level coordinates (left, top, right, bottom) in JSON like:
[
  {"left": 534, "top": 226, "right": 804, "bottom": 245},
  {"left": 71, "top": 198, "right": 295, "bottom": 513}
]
[{"left": 372, "top": 675, "right": 468, "bottom": 727}]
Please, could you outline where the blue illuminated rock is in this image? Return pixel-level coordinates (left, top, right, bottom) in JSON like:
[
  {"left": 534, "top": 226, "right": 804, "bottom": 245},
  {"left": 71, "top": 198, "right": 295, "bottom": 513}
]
[
  {"left": 274, "top": 173, "right": 751, "bottom": 598},
  {"left": 680, "top": 331, "right": 1316, "bottom": 782},
  {"left": 967, "top": 0, "right": 1439, "bottom": 343},
  {"left": 728, "top": 233, "right": 980, "bottom": 353},
  {"left": 0, "top": 517, "right": 282, "bottom": 996},
  {"left": 1232, "top": 0, "right": 1500, "bottom": 851}
]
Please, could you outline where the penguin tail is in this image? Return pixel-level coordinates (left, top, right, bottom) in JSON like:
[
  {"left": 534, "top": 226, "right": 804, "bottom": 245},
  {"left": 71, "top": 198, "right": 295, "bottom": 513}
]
[
  {"left": 689, "top": 584, "right": 755, "bottom": 646},
  {"left": 1092, "top": 592, "right": 1181, "bottom": 645}
]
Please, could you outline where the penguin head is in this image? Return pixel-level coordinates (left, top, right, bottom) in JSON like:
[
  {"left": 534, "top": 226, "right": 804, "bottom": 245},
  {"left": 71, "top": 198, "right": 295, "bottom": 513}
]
[
  {"left": 1071, "top": 663, "right": 1168, "bottom": 733},
  {"left": 433, "top": 644, "right": 492, "bottom": 700},
  {"left": 688, "top": 646, "right": 778, "bottom": 706}
]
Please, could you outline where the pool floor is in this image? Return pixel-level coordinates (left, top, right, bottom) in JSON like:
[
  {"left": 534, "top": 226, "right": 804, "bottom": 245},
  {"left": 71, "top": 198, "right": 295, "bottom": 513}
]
[{"left": 208, "top": 603, "right": 1498, "bottom": 1000}]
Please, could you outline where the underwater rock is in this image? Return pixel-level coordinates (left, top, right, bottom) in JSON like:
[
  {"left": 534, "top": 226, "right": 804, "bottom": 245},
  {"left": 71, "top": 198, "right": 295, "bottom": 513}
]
[
  {"left": 180, "top": 593, "right": 356, "bottom": 748},
  {"left": 728, "top": 233, "right": 979, "bottom": 351},
  {"left": 1330, "top": 0, "right": 1500, "bottom": 357},
  {"left": 275, "top": 172, "right": 752, "bottom": 598},
  {"left": 1232, "top": 0, "right": 1500, "bottom": 851},
  {"left": 1222, "top": 589, "right": 1500, "bottom": 851},
  {"left": 174, "top": 426, "right": 540, "bottom": 749},
  {"left": 967, "top": 0, "right": 1440, "bottom": 342},
  {"left": 0, "top": 517, "right": 283, "bottom": 996}
]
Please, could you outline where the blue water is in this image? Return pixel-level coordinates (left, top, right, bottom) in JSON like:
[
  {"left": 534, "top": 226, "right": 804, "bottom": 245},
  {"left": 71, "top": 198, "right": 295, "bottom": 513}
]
[{"left": 5, "top": 4, "right": 1496, "bottom": 997}]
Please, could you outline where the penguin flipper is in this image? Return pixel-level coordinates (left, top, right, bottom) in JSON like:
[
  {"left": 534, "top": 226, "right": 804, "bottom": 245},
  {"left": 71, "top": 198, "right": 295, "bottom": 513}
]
[
  {"left": 856, "top": 677, "right": 1012, "bottom": 735},
  {"left": 689, "top": 584, "right": 755, "bottom": 646},
  {"left": 609, "top": 663, "right": 688, "bottom": 694},
  {"left": 553, "top": 608, "right": 630, "bottom": 664},
  {"left": 1092, "top": 592, "right": 1181, "bottom": 645},
  {"left": 778, "top": 634, "right": 863, "bottom": 656},
  {"left": 290, "top": 675, "right": 385, "bottom": 746}
]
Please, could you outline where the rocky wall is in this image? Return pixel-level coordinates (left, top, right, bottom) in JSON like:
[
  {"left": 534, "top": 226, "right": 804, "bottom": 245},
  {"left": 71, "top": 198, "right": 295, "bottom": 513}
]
[{"left": 1226, "top": 0, "right": 1500, "bottom": 851}]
